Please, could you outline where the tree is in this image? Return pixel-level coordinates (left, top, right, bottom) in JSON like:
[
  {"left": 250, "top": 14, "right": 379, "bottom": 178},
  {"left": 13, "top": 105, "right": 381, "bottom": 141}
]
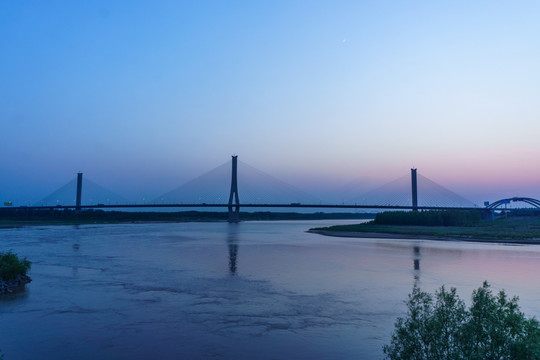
[
  {"left": 0, "top": 250, "right": 31, "bottom": 281},
  {"left": 383, "top": 282, "right": 540, "bottom": 360}
]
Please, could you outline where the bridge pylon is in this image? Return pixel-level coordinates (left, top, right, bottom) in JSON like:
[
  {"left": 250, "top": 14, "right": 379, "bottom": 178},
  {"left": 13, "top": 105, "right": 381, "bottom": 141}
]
[
  {"left": 76, "top": 172, "right": 83, "bottom": 210},
  {"left": 228, "top": 156, "right": 240, "bottom": 223},
  {"left": 411, "top": 168, "right": 418, "bottom": 211}
]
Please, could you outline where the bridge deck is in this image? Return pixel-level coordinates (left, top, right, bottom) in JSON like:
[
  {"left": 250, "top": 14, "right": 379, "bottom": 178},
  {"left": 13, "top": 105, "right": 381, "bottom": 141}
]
[{"left": 7, "top": 203, "right": 484, "bottom": 211}]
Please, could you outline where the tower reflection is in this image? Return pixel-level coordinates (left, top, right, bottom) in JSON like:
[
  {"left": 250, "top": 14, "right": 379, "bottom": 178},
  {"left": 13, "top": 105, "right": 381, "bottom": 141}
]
[
  {"left": 227, "top": 225, "right": 239, "bottom": 276},
  {"left": 413, "top": 245, "right": 421, "bottom": 284}
]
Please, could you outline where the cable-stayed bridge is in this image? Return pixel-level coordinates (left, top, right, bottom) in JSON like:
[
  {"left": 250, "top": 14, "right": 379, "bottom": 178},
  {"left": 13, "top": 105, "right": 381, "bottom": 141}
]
[
  {"left": 350, "top": 173, "right": 475, "bottom": 208},
  {"left": 36, "top": 175, "right": 129, "bottom": 207},
  {"left": 153, "top": 159, "right": 322, "bottom": 205},
  {"left": 8, "top": 155, "right": 534, "bottom": 222}
]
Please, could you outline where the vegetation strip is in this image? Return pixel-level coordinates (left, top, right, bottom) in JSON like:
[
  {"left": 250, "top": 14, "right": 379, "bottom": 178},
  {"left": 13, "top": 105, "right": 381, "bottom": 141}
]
[
  {"left": 310, "top": 211, "right": 540, "bottom": 244},
  {"left": 309, "top": 229, "right": 540, "bottom": 244},
  {"left": 0, "top": 208, "right": 374, "bottom": 228}
]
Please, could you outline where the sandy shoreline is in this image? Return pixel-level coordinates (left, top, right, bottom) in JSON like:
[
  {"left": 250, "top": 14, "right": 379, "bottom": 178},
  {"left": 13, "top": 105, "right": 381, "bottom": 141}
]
[{"left": 307, "top": 230, "right": 540, "bottom": 245}]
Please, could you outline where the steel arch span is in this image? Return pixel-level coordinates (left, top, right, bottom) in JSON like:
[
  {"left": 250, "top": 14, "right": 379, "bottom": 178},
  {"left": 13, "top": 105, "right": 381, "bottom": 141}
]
[{"left": 486, "top": 197, "right": 540, "bottom": 209}]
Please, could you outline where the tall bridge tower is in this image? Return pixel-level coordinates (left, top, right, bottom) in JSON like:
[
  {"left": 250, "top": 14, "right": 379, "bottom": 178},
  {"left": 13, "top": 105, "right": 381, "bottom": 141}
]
[
  {"left": 411, "top": 168, "right": 418, "bottom": 211},
  {"left": 228, "top": 156, "right": 240, "bottom": 223},
  {"left": 76, "top": 172, "right": 83, "bottom": 210}
]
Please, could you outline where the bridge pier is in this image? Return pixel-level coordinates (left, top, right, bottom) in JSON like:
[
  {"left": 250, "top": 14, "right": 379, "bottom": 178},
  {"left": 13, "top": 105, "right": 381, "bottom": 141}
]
[
  {"left": 76, "top": 172, "right": 83, "bottom": 210},
  {"left": 228, "top": 156, "right": 240, "bottom": 223},
  {"left": 411, "top": 168, "right": 418, "bottom": 212}
]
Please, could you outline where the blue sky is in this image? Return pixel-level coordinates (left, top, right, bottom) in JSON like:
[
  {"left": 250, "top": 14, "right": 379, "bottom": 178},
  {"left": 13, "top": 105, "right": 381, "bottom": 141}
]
[{"left": 1, "top": 1, "right": 539, "bottom": 205}]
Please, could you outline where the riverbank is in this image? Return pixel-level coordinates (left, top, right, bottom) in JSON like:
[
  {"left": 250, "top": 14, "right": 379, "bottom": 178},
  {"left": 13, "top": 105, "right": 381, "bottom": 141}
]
[
  {"left": 0, "top": 274, "right": 31, "bottom": 295},
  {"left": 0, "top": 209, "right": 374, "bottom": 228},
  {"left": 309, "top": 217, "right": 540, "bottom": 244}
]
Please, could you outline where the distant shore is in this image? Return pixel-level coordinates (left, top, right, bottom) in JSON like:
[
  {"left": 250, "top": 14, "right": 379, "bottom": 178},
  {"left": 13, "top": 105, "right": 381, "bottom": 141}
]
[
  {"left": 308, "top": 229, "right": 540, "bottom": 245},
  {"left": 309, "top": 217, "right": 540, "bottom": 245},
  {"left": 0, "top": 209, "right": 374, "bottom": 229}
]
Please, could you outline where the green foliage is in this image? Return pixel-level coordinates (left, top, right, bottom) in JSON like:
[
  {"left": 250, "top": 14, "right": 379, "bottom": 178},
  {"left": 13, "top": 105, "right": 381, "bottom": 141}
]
[
  {"left": 374, "top": 210, "right": 482, "bottom": 226},
  {"left": 384, "top": 282, "right": 540, "bottom": 360},
  {"left": 0, "top": 250, "right": 31, "bottom": 280}
]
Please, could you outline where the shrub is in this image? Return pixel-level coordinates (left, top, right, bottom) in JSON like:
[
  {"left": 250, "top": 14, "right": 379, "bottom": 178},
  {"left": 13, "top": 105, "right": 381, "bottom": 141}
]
[
  {"left": 384, "top": 282, "right": 540, "bottom": 360},
  {"left": 0, "top": 250, "right": 31, "bottom": 280}
]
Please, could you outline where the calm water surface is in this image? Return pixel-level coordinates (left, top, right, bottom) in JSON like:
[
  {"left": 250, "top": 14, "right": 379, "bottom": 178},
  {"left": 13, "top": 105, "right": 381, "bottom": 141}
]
[{"left": 2, "top": 220, "right": 540, "bottom": 360}]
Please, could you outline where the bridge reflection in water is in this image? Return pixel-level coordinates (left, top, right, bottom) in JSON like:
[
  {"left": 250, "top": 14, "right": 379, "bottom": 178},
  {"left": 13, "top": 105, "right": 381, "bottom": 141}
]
[
  {"left": 224, "top": 225, "right": 426, "bottom": 284},
  {"left": 227, "top": 225, "right": 239, "bottom": 276},
  {"left": 413, "top": 245, "right": 421, "bottom": 285}
]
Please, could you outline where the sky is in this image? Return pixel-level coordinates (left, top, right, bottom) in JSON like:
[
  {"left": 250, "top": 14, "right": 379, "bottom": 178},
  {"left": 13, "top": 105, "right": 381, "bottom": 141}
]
[{"left": 1, "top": 0, "right": 539, "bottom": 205}]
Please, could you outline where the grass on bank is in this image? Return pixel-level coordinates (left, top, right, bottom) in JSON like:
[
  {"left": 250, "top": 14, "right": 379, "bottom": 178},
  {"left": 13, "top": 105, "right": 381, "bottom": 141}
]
[
  {"left": 312, "top": 211, "right": 540, "bottom": 242},
  {"left": 0, "top": 251, "right": 31, "bottom": 281}
]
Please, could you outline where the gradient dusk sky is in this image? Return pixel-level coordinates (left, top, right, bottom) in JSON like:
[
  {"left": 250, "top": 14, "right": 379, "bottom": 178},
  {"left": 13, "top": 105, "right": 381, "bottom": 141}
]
[{"left": 1, "top": 1, "right": 539, "bottom": 205}]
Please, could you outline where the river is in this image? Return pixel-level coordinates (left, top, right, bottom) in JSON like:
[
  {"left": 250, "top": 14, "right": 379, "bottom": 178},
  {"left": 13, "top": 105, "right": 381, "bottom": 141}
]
[{"left": 2, "top": 220, "right": 540, "bottom": 359}]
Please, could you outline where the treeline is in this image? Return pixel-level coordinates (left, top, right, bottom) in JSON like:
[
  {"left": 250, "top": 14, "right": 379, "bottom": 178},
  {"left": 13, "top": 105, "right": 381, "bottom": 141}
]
[
  {"left": 505, "top": 209, "right": 540, "bottom": 217},
  {"left": 0, "top": 209, "right": 228, "bottom": 222},
  {"left": 374, "top": 210, "right": 482, "bottom": 226},
  {"left": 0, "top": 208, "right": 374, "bottom": 223}
]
